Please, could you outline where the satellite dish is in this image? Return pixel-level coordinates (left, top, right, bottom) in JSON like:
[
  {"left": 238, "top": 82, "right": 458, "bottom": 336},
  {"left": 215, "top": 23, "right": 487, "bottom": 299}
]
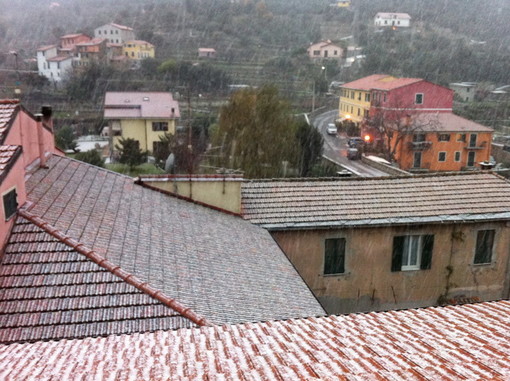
[{"left": 164, "top": 153, "right": 175, "bottom": 173}]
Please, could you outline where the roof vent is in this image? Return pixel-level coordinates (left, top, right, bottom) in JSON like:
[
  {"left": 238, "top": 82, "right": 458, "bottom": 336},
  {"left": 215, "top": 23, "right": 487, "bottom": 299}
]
[{"left": 143, "top": 97, "right": 150, "bottom": 101}]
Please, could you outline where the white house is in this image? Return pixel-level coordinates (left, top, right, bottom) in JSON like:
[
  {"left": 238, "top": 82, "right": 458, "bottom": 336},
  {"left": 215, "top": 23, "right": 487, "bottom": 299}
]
[
  {"left": 36, "top": 45, "right": 73, "bottom": 84},
  {"left": 307, "top": 40, "right": 343, "bottom": 60},
  {"left": 374, "top": 12, "right": 411, "bottom": 28},
  {"left": 94, "top": 23, "right": 135, "bottom": 45}
]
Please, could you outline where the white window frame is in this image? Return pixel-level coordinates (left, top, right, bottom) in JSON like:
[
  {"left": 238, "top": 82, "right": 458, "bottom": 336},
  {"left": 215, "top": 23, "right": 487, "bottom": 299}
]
[
  {"left": 438, "top": 152, "right": 447, "bottom": 162},
  {"left": 415, "top": 93, "right": 424, "bottom": 105},
  {"left": 454, "top": 151, "right": 461, "bottom": 162},
  {"left": 401, "top": 235, "right": 422, "bottom": 271}
]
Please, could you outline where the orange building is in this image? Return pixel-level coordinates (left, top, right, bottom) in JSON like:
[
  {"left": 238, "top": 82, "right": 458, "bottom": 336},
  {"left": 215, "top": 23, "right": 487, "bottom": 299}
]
[{"left": 390, "top": 113, "right": 493, "bottom": 172}]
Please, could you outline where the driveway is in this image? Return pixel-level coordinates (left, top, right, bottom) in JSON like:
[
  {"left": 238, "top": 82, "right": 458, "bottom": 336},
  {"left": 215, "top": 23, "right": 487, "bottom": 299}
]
[{"left": 312, "top": 109, "right": 390, "bottom": 177}]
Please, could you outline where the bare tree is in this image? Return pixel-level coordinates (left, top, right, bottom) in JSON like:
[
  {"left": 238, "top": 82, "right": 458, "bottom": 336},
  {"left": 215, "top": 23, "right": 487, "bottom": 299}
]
[{"left": 365, "top": 101, "right": 440, "bottom": 162}]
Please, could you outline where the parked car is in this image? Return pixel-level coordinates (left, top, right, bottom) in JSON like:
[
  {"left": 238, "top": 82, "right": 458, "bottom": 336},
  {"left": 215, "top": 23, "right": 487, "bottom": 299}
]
[
  {"left": 327, "top": 123, "right": 337, "bottom": 135},
  {"left": 347, "top": 147, "right": 361, "bottom": 160},
  {"left": 347, "top": 137, "right": 364, "bottom": 148}
]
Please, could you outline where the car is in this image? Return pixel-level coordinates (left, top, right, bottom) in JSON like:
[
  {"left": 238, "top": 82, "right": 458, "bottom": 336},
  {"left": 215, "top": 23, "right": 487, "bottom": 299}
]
[
  {"left": 347, "top": 137, "right": 364, "bottom": 148},
  {"left": 347, "top": 147, "right": 361, "bottom": 160},
  {"left": 326, "top": 123, "right": 337, "bottom": 135}
]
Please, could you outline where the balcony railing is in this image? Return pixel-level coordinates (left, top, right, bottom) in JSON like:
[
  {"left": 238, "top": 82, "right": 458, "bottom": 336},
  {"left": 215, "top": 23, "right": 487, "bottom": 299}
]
[{"left": 408, "top": 141, "right": 432, "bottom": 150}]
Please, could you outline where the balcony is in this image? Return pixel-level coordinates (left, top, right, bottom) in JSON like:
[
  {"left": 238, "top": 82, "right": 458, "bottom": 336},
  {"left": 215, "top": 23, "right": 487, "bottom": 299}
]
[
  {"left": 464, "top": 141, "right": 487, "bottom": 150},
  {"left": 408, "top": 141, "right": 432, "bottom": 150}
]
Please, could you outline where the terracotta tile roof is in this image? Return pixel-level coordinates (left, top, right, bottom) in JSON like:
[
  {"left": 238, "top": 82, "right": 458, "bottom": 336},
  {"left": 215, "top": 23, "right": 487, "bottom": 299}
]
[
  {"left": 36, "top": 45, "right": 57, "bottom": 52},
  {"left": 242, "top": 173, "right": 510, "bottom": 229},
  {"left": 0, "top": 300, "right": 508, "bottom": 380},
  {"left": 46, "top": 55, "right": 73, "bottom": 63},
  {"left": 0, "top": 145, "right": 21, "bottom": 184},
  {"left": 22, "top": 155, "right": 324, "bottom": 326},
  {"left": 410, "top": 112, "right": 493, "bottom": 132},
  {"left": 342, "top": 74, "right": 422, "bottom": 91},
  {"left": 0, "top": 100, "right": 19, "bottom": 143},
  {"left": 0, "top": 217, "right": 198, "bottom": 344},
  {"left": 109, "top": 23, "right": 133, "bottom": 31},
  {"left": 104, "top": 92, "right": 181, "bottom": 119}
]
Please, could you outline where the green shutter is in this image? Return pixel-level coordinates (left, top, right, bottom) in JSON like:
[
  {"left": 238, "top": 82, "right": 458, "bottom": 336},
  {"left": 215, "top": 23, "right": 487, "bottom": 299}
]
[
  {"left": 420, "top": 235, "right": 434, "bottom": 270},
  {"left": 392, "top": 236, "right": 404, "bottom": 272}
]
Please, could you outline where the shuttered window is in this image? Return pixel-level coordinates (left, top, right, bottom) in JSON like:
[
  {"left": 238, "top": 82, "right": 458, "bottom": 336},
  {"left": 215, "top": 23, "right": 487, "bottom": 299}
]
[
  {"left": 3, "top": 189, "right": 18, "bottom": 221},
  {"left": 324, "top": 238, "right": 346, "bottom": 275},
  {"left": 474, "top": 230, "right": 495, "bottom": 264},
  {"left": 392, "top": 235, "right": 434, "bottom": 272}
]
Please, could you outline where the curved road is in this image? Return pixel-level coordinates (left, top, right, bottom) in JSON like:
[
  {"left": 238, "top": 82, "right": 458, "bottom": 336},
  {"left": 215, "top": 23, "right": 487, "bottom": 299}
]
[{"left": 312, "top": 109, "right": 389, "bottom": 177}]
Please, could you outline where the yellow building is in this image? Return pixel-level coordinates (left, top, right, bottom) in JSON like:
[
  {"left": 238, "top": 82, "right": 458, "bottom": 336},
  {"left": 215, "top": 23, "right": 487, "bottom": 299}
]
[
  {"left": 338, "top": 83, "right": 372, "bottom": 124},
  {"left": 123, "top": 40, "right": 155, "bottom": 60},
  {"left": 104, "top": 92, "right": 180, "bottom": 159},
  {"left": 336, "top": 0, "right": 351, "bottom": 7}
]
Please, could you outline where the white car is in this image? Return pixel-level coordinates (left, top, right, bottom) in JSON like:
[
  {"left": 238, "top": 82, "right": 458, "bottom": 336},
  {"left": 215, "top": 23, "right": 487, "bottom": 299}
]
[{"left": 327, "top": 123, "right": 337, "bottom": 135}]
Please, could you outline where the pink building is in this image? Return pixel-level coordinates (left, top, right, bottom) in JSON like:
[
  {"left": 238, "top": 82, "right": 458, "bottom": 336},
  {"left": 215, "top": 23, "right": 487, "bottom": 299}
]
[
  {"left": 307, "top": 40, "right": 344, "bottom": 60},
  {"left": 0, "top": 100, "right": 61, "bottom": 246}
]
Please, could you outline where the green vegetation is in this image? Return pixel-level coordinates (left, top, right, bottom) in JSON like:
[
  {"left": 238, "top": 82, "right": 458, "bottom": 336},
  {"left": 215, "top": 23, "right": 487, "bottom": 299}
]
[
  {"left": 74, "top": 150, "right": 105, "bottom": 168},
  {"left": 115, "top": 137, "right": 148, "bottom": 170},
  {"left": 55, "top": 125, "right": 77, "bottom": 152},
  {"left": 105, "top": 163, "right": 165, "bottom": 178}
]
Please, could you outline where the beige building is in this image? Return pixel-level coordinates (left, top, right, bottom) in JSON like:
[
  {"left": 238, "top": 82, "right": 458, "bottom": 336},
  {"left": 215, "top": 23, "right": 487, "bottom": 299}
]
[
  {"left": 103, "top": 92, "right": 180, "bottom": 158},
  {"left": 307, "top": 40, "right": 344, "bottom": 60},
  {"left": 242, "top": 173, "right": 510, "bottom": 314}
]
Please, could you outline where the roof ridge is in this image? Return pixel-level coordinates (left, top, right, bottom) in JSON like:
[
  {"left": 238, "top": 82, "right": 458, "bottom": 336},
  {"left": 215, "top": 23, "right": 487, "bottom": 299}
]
[{"left": 17, "top": 208, "right": 212, "bottom": 327}]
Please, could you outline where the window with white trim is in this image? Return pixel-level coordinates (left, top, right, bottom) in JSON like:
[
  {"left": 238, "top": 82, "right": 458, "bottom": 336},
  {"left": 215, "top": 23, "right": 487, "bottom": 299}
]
[
  {"left": 454, "top": 151, "right": 461, "bottom": 162},
  {"left": 438, "top": 152, "right": 446, "bottom": 162},
  {"left": 392, "top": 235, "right": 434, "bottom": 271},
  {"left": 415, "top": 93, "right": 424, "bottom": 104}
]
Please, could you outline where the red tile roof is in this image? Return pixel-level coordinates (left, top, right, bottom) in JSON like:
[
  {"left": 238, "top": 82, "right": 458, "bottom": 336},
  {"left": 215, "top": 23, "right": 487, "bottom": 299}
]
[
  {"left": 36, "top": 45, "right": 57, "bottom": 52},
  {"left": 0, "top": 300, "right": 508, "bottom": 380},
  {"left": 410, "top": 112, "right": 494, "bottom": 132},
  {"left": 109, "top": 23, "right": 133, "bottom": 31},
  {"left": 0, "top": 100, "right": 19, "bottom": 143},
  {"left": 342, "top": 74, "right": 423, "bottom": 91},
  {"left": 0, "top": 217, "right": 198, "bottom": 344},
  {"left": 21, "top": 155, "right": 324, "bottom": 328},
  {"left": 0, "top": 145, "right": 21, "bottom": 183},
  {"left": 242, "top": 173, "right": 510, "bottom": 229},
  {"left": 104, "top": 92, "right": 181, "bottom": 119},
  {"left": 376, "top": 12, "right": 412, "bottom": 19}
]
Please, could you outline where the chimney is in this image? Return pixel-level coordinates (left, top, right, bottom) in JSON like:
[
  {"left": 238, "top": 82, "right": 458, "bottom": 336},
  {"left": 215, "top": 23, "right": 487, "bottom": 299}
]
[
  {"left": 35, "top": 114, "right": 48, "bottom": 168},
  {"left": 41, "top": 105, "right": 53, "bottom": 132}
]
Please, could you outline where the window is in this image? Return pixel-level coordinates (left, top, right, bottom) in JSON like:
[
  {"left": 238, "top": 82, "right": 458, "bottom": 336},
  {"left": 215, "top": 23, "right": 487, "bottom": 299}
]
[
  {"left": 351, "top": 91, "right": 354, "bottom": 99},
  {"left": 365, "top": 93, "right": 371, "bottom": 102},
  {"left": 454, "top": 151, "right": 461, "bottom": 162},
  {"left": 415, "top": 93, "right": 424, "bottom": 104},
  {"left": 474, "top": 230, "right": 495, "bottom": 264},
  {"left": 469, "top": 133, "right": 477, "bottom": 147},
  {"left": 324, "top": 238, "right": 345, "bottom": 275},
  {"left": 152, "top": 122, "right": 168, "bottom": 131},
  {"left": 313, "top": 50, "right": 320, "bottom": 56},
  {"left": 413, "top": 133, "right": 426, "bottom": 142},
  {"left": 3, "top": 188, "right": 18, "bottom": 220},
  {"left": 358, "top": 92, "right": 361, "bottom": 100},
  {"left": 357, "top": 108, "right": 360, "bottom": 116},
  {"left": 334, "top": 50, "right": 338, "bottom": 55},
  {"left": 383, "top": 93, "right": 387, "bottom": 102},
  {"left": 98, "top": 30, "right": 101, "bottom": 35},
  {"left": 457, "top": 133, "right": 466, "bottom": 142},
  {"left": 467, "top": 151, "right": 476, "bottom": 166},
  {"left": 438, "top": 152, "right": 446, "bottom": 162},
  {"left": 392, "top": 235, "right": 434, "bottom": 272},
  {"left": 364, "top": 109, "right": 369, "bottom": 118},
  {"left": 413, "top": 151, "right": 422, "bottom": 168},
  {"left": 438, "top": 134, "right": 450, "bottom": 142}
]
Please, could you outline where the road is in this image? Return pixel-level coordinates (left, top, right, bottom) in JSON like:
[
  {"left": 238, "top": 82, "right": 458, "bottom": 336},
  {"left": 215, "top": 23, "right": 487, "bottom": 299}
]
[{"left": 312, "top": 109, "right": 390, "bottom": 177}]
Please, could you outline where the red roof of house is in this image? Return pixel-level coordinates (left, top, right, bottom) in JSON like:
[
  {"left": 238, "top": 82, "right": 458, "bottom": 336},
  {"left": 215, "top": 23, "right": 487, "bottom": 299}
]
[
  {"left": 0, "top": 216, "right": 199, "bottom": 344},
  {"left": 342, "top": 74, "right": 423, "bottom": 91},
  {"left": 46, "top": 55, "right": 73, "bottom": 63},
  {"left": 411, "top": 112, "right": 494, "bottom": 132},
  {"left": 108, "top": 23, "right": 133, "bottom": 31},
  {"left": 0, "top": 100, "right": 19, "bottom": 143},
  {"left": 0, "top": 300, "right": 508, "bottom": 380},
  {"left": 376, "top": 12, "right": 412, "bottom": 19},
  {"left": 36, "top": 45, "right": 57, "bottom": 52},
  {"left": 0, "top": 145, "right": 21, "bottom": 184},
  {"left": 104, "top": 92, "right": 181, "bottom": 119},
  {"left": 60, "top": 33, "right": 88, "bottom": 39}
]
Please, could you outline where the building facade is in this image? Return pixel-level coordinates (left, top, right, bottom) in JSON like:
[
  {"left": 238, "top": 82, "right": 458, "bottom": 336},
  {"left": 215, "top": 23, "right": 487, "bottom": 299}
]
[
  {"left": 242, "top": 174, "right": 510, "bottom": 315},
  {"left": 123, "top": 40, "right": 155, "bottom": 60},
  {"left": 307, "top": 40, "right": 344, "bottom": 60},
  {"left": 104, "top": 92, "right": 180, "bottom": 158},
  {"left": 94, "top": 23, "right": 135, "bottom": 44},
  {"left": 374, "top": 12, "right": 411, "bottom": 28}
]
